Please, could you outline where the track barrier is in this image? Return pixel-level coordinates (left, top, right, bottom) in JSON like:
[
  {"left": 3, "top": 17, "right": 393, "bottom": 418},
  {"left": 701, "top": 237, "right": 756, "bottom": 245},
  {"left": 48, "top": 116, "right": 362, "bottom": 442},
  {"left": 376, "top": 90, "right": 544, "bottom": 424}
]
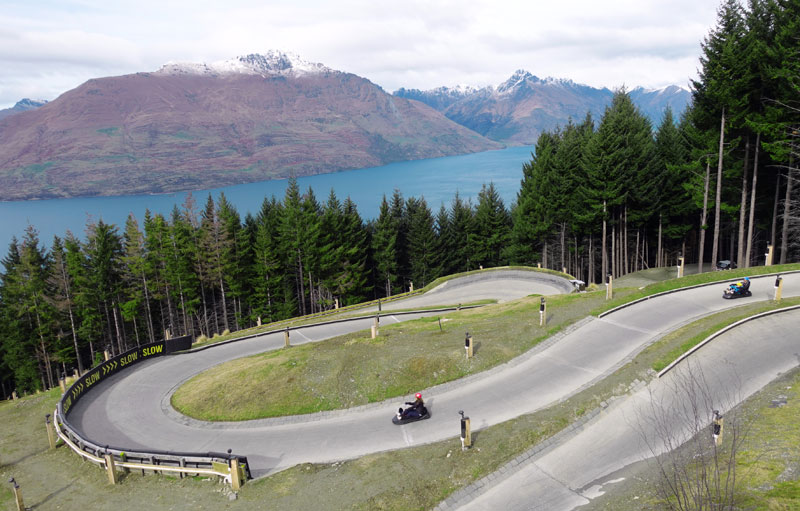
[{"left": 54, "top": 335, "right": 251, "bottom": 487}]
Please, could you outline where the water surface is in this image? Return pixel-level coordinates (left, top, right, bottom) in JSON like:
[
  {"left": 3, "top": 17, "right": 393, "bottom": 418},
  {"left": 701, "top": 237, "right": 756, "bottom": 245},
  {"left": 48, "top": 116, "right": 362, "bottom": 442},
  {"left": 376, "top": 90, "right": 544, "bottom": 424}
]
[{"left": 0, "top": 146, "right": 533, "bottom": 250}]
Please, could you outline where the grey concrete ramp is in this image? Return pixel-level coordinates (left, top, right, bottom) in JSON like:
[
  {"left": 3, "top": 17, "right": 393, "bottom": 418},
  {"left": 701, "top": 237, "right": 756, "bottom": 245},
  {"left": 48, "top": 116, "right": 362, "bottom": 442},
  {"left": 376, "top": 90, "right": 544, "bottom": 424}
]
[
  {"left": 454, "top": 307, "right": 800, "bottom": 511},
  {"left": 362, "top": 269, "right": 573, "bottom": 312},
  {"left": 68, "top": 272, "right": 800, "bottom": 480}
]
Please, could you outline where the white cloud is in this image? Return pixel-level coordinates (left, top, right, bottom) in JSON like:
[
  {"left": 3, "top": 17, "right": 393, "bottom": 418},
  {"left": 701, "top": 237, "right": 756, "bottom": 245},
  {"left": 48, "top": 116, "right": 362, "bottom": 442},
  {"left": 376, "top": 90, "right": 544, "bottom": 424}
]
[{"left": 0, "top": 0, "right": 720, "bottom": 108}]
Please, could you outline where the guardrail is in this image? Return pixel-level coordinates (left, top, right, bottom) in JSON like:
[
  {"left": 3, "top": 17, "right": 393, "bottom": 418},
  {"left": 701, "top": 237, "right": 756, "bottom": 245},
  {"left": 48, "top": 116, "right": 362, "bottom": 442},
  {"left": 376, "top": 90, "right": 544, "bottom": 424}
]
[{"left": 55, "top": 335, "right": 251, "bottom": 488}]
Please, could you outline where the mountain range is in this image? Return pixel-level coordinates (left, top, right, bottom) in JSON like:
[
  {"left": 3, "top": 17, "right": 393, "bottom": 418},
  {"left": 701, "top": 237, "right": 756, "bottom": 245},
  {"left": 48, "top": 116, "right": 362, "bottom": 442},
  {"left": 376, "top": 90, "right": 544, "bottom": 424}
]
[
  {"left": 394, "top": 71, "right": 690, "bottom": 145},
  {"left": 0, "top": 52, "right": 690, "bottom": 201},
  {"left": 0, "top": 98, "right": 48, "bottom": 122}
]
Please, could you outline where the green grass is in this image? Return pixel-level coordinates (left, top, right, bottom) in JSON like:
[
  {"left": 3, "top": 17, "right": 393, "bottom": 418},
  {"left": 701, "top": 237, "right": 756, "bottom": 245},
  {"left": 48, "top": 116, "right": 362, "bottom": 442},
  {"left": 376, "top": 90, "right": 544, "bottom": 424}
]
[
  {"left": 172, "top": 290, "right": 603, "bottom": 420},
  {"left": 593, "top": 263, "right": 800, "bottom": 316},
  {"left": 189, "top": 267, "right": 572, "bottom": 348},
  {"left": 651, "top": 296, "right": 800, "bottom": 372},
  {"left": 4, "top": 265, "right": 799, "bottom": 510},
  {"left": 174, "top": 264, "right": 800, "bottom": 421}
]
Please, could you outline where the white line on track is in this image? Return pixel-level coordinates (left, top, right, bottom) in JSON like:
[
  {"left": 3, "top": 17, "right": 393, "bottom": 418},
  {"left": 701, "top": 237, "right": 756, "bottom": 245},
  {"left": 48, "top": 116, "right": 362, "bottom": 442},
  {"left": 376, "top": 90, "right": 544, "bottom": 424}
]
[{"left": 401, "top": 424, "right": 413, "bottom": 446}]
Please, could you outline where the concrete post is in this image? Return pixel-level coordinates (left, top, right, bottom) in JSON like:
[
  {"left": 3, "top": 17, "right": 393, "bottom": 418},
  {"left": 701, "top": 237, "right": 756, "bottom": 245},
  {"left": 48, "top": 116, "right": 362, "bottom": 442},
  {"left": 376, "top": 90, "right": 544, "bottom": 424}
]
[
  {"left": 410, "top": 281, "right": 414, "bottom": 292},
  {"left": 539, "top": 297, "right": 546, "bottom": 327},
  {"left": 165, "top": 328, "right": 171, "bottom": 340},
  {"left": 766, "top": 245, "right": 774, "bottom": 266},
  {"left": 774, "top": 275, "right": 784, "bottom": 302},
  {"left": 465, "top": 332, "right": 473, "bottom": 359},
  {"left": 459, "top": 411, "right": 472, "bottom": 450},
  {"left": 8, "top": 477, "right": 24, "bottom": 511},
  {"left": 73, "top": 368, "right": 79, "bottom": 379},
  {"left": 46, "top": 414, "right": 57, "bottom": 450},
  {"left": 256, "top": 316, "right": 261, "bottom": 327},
  {"left": 335, "top": 298, "right": 339, "bottom": 309},
  {"left": 606, "top": 274, "right": 613, "bottom": 300},
  {"left": 372, "top": 316, "right": 379, "bottom": 338},
  {"left": 59, "top": 376, "right": 66, "bottom": 395},
  {"left": 104, "top": 452, "right": 118, "bottom": 485},
  {"left": 12, "top": 390, "right": 17, "bottom": 400},
  {"left": 678, "top": 256, "right": 685, "bottom": 278},
  {"left": 284, "top": 328, "right": 290, "bottom": 348},
  {"left": 103, "top": 350, "right": 110, "bottom": 361},
  {"left": 537, "top": 262, "right": 541, "bottom": 269}
]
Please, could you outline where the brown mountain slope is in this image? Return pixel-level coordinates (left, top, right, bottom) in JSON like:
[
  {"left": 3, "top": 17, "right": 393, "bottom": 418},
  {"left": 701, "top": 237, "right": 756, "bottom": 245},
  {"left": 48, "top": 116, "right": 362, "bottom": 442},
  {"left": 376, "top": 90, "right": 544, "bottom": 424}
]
[{"left": 0, "top": 66, "right": 500, "bottom": 200}]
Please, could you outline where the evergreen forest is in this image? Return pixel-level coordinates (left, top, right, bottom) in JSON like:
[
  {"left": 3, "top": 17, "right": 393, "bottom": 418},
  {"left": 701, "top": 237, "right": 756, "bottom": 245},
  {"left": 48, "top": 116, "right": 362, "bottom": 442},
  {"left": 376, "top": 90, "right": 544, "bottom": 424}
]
[{"left": 1, "top": 0, "right": 799, "bottom": 397}]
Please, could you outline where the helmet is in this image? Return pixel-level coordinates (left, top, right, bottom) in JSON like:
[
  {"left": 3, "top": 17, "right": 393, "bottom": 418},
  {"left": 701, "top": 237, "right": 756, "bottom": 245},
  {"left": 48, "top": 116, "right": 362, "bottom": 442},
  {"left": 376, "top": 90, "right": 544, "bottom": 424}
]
[
  {"left": 415, "top": 393, "right": 422, "bottom": 400},
  {"left": 744, "top": 277, "right": 750, "bottom": 281}
]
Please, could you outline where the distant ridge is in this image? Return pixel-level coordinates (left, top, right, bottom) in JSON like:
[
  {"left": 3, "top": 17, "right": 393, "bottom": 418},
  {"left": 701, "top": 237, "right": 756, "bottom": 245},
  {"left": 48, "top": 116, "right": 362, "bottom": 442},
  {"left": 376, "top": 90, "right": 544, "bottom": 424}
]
[
  {"left": 394, "top": 72, "right": 691, "bottom": 144},
  {"left": 0, "top": 98, "right": 47, "bottom": 121},
  {"left": 0, "top": 51, "right": 500, "bottom": 201}
]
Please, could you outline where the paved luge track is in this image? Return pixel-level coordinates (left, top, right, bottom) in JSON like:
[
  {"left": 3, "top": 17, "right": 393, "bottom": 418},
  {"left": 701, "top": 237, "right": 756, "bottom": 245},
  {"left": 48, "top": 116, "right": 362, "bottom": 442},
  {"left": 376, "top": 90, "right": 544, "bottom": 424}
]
[
  {"left": 69, "top": 272, "right": 799, "bottom": 489},
  {"left": 456, "top": 307, "right": 800, "bottom": 511}
]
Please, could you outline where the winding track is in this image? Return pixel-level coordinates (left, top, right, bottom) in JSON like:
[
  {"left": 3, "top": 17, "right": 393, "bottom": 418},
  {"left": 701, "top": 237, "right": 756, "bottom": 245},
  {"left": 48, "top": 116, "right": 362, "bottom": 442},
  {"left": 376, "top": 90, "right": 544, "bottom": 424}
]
[{"left": 69, "top": 271, "right": 800, "bottom": 506}]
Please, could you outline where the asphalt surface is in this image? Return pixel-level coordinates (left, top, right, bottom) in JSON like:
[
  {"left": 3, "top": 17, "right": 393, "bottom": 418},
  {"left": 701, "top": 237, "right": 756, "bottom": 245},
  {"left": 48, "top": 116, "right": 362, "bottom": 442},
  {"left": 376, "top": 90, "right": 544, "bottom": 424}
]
[
  {"left": 68, "top": 270, "right": 800, "bottom": 502},
  {"left": 358, "top": 269, "right": 574, "bottom": 312},
  {"left": 456, "top": 307, "right": 800, "bottom": 511}
]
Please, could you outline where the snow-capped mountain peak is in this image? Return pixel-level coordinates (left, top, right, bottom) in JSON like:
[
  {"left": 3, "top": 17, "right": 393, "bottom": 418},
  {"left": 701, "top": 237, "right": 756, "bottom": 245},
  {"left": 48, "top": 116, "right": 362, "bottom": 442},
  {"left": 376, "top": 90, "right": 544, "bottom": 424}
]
[
  {"left": 496, "top": 69, "right": 537, "bottom": 94},
  {"left": 156, "top": 50, "right": 330, "bottom": 77}
]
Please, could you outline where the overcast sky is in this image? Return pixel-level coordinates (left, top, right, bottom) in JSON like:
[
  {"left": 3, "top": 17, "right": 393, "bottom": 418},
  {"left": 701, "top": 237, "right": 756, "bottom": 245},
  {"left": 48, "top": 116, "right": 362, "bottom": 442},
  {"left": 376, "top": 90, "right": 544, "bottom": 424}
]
[{"left": 0, "top": 0, "right": 722, "bottom": 109}]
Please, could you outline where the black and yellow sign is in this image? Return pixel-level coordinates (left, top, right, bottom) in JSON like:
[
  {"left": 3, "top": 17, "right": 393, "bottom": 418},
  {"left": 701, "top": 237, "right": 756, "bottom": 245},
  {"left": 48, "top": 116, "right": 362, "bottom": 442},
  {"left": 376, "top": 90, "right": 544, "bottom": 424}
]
[{"left": 61, "top": 339, "right": 179, "bottom": 415}]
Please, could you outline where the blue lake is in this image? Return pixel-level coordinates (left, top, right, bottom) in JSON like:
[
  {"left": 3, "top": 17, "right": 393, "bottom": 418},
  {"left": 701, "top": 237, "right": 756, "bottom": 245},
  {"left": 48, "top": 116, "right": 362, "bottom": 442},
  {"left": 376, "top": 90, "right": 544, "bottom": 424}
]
[{"left": 0, "top": 145, "right": 534, "bottom": 250}]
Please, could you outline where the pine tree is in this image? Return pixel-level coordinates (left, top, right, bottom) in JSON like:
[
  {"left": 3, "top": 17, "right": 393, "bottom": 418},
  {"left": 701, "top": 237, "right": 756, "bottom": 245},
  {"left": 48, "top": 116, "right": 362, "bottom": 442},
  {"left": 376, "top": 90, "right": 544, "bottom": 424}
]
[
  {"left": 471, "top": 183, "right": 511, "bottom": 268},
  {"left": 406, "top": 197, "right": 437, "bottom": 288},
  {"left": 372, "top": 195, "right": 399, "bottom": 297}
]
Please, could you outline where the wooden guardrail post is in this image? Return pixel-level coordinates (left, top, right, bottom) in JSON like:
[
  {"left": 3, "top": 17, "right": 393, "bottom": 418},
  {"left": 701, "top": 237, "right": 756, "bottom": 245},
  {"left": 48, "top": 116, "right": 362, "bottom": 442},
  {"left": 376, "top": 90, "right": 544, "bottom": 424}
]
[
  {"left": 46, "top": 414, "right": 57, "bottom": 449},
  {"left": 284, "top": 327, "right": 290, "bottom": 348},
  {"left": 104, "top": 449, "right": 118, "bottom": 485},
  {"left": 228, "top": 449, "right": 242, "bottom": 490},
  {"left": 606, "top": 273, "right": 613, "bottom": 300},
  {"left": 8, "top": 477, "right": 24, "bottom": 511},
  {"left": 539, "top": 297, "right": 547, "bottom": 326},
  {"left": 774, "top": 275, "right": 784, "bottom": 302}
]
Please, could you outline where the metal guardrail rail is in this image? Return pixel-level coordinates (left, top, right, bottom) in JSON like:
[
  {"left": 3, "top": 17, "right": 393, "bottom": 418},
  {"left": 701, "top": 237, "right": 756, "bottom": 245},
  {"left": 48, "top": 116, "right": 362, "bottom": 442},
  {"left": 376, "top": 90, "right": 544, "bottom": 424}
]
[{"left": 55, "top": 335, "right": 251, "bottom": 487}]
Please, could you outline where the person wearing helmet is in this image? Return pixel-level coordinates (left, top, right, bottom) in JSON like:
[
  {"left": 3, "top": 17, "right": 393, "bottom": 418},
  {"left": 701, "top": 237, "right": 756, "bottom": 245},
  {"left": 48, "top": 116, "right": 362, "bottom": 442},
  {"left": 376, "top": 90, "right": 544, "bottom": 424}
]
[
  {"left": 742, "top": 276, "right": 751, "bottom": 292},
  {"left": 401, "top": 392, "right": 425, "bottom": 419}
]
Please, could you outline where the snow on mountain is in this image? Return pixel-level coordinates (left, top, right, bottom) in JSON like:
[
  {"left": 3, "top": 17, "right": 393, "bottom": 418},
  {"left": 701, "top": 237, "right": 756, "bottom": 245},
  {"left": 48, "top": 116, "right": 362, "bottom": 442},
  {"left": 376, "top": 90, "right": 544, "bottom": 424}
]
[{"left": 156, "top": 50, "right": 330, "bottom": 77}]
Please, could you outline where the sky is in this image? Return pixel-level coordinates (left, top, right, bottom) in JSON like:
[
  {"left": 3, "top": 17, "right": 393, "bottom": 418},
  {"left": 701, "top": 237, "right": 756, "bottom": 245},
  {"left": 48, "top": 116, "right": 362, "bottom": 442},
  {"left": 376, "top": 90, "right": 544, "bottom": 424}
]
[{"left": 0, "top": 0, "right": 722, "bottom": 109}]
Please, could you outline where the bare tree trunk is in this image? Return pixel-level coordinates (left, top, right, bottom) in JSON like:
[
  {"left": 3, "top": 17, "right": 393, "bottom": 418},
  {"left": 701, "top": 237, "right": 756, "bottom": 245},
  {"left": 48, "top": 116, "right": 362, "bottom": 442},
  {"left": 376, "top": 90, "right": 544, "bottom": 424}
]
[
  {"left": 297, "top": 250, "right": 306, "bottom": 316},
  {"left": 745, "top": 132, "right": 761, "bottom": 268},
  {"left": 737, "top": 137, "right": 750, "bottom": 267},
  {"left": 624, "top": 206, "right": 629, "bottom": 275},
  {"left": 635, "top": 229, "right": 640, "bottom": 272},
  {"left": 611, "top": 225, "right": 617, "bottom": 278},
  {"left": 141, "top": 273, "right": 155, "bottom": 343},
  {"left": 711, "top": 109, "right": 725, "bottom": 269},
  {"left": 780, "top": 163, "right": 795, "bottom": 265},
  {"left": 771, "top": 171, "right": 781, "bottom": 251},
  {"left": 589, "top": 235, "right": 594, "bottom": 285},
  {"left": 657, "top": 214, "right": 663, "bottom": 268},
  {"left": 699, "top": 160, "right": 711, "bottom": 273},
  {"left": 543, "top": 240, "right": 549, "bottom": 268},
  {"left": 601, "top": 201, "right": 607, "bottom": 280},
  {"left": 112, "top": 302, "right": 124, "bottom": 354},
  {"left": 219, "top": 276, "right": 229, "bottom": 332}
]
